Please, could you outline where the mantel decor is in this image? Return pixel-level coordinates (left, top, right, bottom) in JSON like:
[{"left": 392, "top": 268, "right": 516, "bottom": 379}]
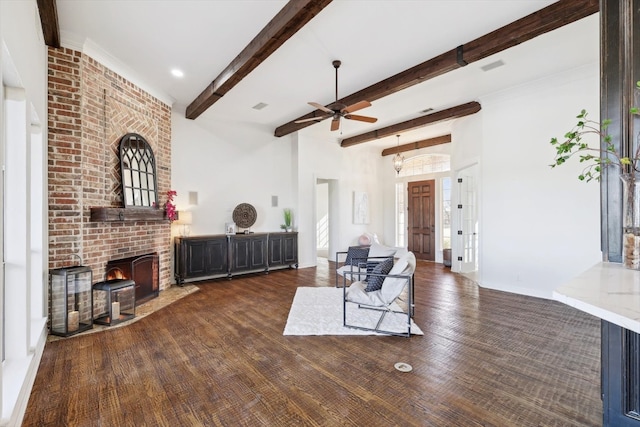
[
  {"left": 232, "top": 203, "right": 257, "bottom": 230},
  {"left": 90, "top": 134, "right": 174, "bottom": 223}
]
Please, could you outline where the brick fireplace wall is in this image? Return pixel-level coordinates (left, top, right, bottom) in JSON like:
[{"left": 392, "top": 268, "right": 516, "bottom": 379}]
[{"left": 47, "top": 47, "right": 172, "bottom": 291}]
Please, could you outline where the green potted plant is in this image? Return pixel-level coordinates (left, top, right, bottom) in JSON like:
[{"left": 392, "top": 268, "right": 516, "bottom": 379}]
[
  {"left": 280, "top": 208, "right": 292, "bottom": 232},
  {"left": 549, "top": 81, "right": 640, "bottom": 268}
]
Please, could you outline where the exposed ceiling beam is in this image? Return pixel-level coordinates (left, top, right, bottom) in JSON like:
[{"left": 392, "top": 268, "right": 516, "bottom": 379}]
[
  {"left": 341, "top": 102, "right": 480, "bottom": 148},
  {"left": 36, "top": 0, "right": 60, "bottom": 48},
  {"left": 274, "top": 0, "right": 598, "bottom": 138},
  {"left": 186, "top": 0, "right": 333, "bottom": 120},
  {"left": 381, "top": 134, "right": 452, "bottom": 156}
]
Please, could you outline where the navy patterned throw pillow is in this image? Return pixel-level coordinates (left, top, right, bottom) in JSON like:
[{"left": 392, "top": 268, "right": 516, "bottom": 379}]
[
  {"left": 365, "top": 261, "right": 380, "bottom": 281},
  {"left": 344, "top": 246, "right": 370, "bottom": 266},
  {"left": 364, "top": 257, "right": 394, "bottom": 292}
]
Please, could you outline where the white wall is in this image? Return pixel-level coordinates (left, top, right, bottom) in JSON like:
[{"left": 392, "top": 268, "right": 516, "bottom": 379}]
[
  {"left": 296, "top": 131, "right": 385, "bottom": 266},
  {"left": 454, "top": 64, "right": 602, "bottom": 298},
  {"left": 172, "top": 113, "right": 391, "bottom": 268},
  {"left": 171, "top": 112, "right": 294, "bottom": 234}
]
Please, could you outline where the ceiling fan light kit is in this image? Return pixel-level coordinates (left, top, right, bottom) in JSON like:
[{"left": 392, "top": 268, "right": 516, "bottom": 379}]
[{"left": 295, "top": 60, "right": 378, "bottom": 131}]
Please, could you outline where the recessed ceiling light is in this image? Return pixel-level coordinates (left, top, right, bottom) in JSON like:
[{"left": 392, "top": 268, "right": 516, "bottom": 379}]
[{"left": 171, "top": 69, "right": 184, "bottom": 78}]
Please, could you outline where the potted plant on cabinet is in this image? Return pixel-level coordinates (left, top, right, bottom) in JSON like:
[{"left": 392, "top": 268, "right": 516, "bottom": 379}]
[
  {"left": 549, "top": 82, "right": 640, "bottom": 269},
  {"left": 280, "top": 208, "right": 293, "bottom": 232}
]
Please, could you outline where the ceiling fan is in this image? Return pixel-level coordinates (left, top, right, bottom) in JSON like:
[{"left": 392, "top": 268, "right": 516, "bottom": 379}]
[{"left": 295, "top": 60, "right": 377, "bottom": 131}]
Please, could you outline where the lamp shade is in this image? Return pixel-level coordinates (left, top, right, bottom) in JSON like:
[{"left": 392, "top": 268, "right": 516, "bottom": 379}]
[{"left": 175, "top": 211, "right": 193, "bottom": 225}]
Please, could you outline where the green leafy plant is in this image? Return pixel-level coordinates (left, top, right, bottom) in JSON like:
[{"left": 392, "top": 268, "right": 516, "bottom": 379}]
[
  {"left": 549, "top": 82, "right": 640, "bottom": 269},
  {"left": 280, "top": 208, "right": 292, "bottom": 231},
  {"left": 550, "top": 111, "right": 626, "bottom": 182},
  {"left": 550, "top": 81, "right": 640, "bottom": 182}
]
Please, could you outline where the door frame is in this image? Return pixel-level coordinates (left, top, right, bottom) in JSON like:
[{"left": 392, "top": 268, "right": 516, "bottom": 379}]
[
  {"left": 314, "top": 177, "right": 339, "bottom": 261},
  {"left": 452, "top": 162, "right": 480, "bottom": 274},
  {"left": 407, "top": 179, "right": 436, "bottom": 261}
]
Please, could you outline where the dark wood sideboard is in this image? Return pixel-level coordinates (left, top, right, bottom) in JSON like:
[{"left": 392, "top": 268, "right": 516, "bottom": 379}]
[{"left": 174, "top": 232, "right": 298, "bottom": 284}]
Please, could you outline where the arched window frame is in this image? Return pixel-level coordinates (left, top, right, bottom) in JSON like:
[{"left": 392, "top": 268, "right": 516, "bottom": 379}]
[
  {"left": 398, "top": 153, "right": 451, "bottom": 177},
  {"left": 119, "top": 133, "right": 158, "bottom": 208}
]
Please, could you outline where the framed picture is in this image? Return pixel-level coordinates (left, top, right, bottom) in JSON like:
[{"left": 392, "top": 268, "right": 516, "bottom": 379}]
[
  {"left": 225, "top": 222, "right": 236, "bottom": 235},
  {"left": 353, "top": 191, "right": 370, "bottom": 224}
]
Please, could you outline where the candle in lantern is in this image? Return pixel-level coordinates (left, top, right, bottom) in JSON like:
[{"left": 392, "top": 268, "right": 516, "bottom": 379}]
[
  {"left": 68, "top": 310, "right": 79, "bottom": 332},
  {"left": 111, "top": 301, "right": 120, "bottom": 320}
]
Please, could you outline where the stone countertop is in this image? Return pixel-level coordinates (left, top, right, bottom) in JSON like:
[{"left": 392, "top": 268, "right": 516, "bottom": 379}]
[{"left": 553, "top": 262, "right": 640, "bottom": 334}]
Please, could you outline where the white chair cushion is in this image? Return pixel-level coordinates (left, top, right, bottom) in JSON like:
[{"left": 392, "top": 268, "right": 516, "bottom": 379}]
[
  {"left": 345, "top": 252, "right": 416, "bottom": 307},
  {"left": 393, "top": 246, "right": 409, "bottom": 259},
  {"left": 380, "top": 252, "right": 416, "bottom": 304},
  {"left": 345, "top": 281, "right": 387, "bottom": 306},
  {"left": 368, "top": 241, "right": 397, "bottom": 258},
  {"left": 337, "top": 264, "right": 367, "bottom": 279}
]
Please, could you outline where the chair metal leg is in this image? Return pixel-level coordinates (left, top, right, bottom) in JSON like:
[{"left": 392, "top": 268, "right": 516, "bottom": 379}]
[{"left": 344, "top": 303, "right": 412, "bottom": 338}]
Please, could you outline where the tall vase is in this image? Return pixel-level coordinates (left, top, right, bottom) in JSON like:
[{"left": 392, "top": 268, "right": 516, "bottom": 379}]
[{"left": 622, "top": 173, "right": 640, "bottom": 269}]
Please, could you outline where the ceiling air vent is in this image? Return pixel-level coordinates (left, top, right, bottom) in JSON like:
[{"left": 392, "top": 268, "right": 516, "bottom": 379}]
[
  {"left": 252, "top": 102, "right": 268, "bottom": 110},
  {"left": 480, "top": 60, "right": 505, "bottom": 72}
]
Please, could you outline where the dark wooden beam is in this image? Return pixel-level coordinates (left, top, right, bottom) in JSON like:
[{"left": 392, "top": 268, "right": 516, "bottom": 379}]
[
  {"left": 341, "top": 102, "right": 480, "bottom": 148},
  {"left": 274, "top": 0, "right": 598, "bottom": 138},
  {"left": 381, "top": 134, "right": 451, "bottom": 156},
  {"left": 462, "top": 0, "right": 599, "bottom": 62},
  {"left": 36, "top": 0, "right": 60, "bottom": 48},
  {"left": 186, "top": 0, "right": 332, "bottom": 120}
]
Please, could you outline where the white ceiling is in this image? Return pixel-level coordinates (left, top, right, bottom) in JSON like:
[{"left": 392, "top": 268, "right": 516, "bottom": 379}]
[{"left": 55, "top": 0, "right": 599, "bottom": 150}]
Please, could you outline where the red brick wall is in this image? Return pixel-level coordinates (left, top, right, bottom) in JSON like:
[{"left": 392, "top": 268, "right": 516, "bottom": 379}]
[{"left": 48, "top": 47, "right": 172, "bottom": 291}]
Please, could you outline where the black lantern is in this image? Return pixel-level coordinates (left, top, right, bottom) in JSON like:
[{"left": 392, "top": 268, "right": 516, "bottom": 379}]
[
  {"left": 93, "top": 279, "right": 136, "bottom": 326},
  {"left": 48, "top": 266, "right": 93, "bottom": 336}
]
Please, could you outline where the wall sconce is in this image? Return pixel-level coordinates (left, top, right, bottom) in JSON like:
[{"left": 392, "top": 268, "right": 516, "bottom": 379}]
[
  {"left": 175, "top": 211, "right": 193, "bottom": 236},
  {"left": 393, "top": 134, "right": 404, "bottom": 174}
]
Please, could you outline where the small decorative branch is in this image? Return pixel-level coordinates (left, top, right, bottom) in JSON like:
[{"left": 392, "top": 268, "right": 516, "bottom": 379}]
[
  {"left": 165, "top": 190, "right": 177, "bottom": 222},
  {"left": 550, "top": 81, "right": 640, "bottom": 182}
]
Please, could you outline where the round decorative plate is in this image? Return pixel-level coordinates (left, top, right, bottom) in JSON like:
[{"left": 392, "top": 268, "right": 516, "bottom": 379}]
[{"left": 232, "top": 203, "right": 257, "bottom": 229}]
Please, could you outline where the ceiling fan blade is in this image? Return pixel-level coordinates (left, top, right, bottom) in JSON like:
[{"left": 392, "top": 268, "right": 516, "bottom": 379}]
[
  {"left": 308, "top": 102, "right": 334, "bottom": 114},
  {"left": 330, "top": 117, "right": 340, "bottom": 131},
  {"left": 345, "top": 114, "right": 378, "bottom": 123},
  {"left": 295, "top": 115, "right": 331, "bottom": 124},
  {"left": 343, "top": 100, "right": 371, "bottom": 114}
]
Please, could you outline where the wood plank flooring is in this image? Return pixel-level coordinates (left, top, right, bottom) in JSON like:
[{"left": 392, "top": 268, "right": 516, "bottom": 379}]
[{"left": 22, "top": 260, "right": 602, "bottom": 426}]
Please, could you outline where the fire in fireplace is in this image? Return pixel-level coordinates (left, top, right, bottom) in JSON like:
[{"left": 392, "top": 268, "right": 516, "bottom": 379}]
[{"left": 106, "top": 252, "right": 159, "bottom": 304}]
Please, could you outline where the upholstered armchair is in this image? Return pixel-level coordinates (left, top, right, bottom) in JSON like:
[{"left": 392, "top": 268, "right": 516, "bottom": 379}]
[
  {"left": 341, "top": 251, "right": 417, "bottom": 337},
  {"left": 334, "top": 241, "right": 406, "bottom": 287}
]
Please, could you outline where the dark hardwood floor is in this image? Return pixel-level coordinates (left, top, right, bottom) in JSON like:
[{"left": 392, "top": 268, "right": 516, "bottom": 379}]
[{"left": 23, "top": 259, "right": 602, "bottom": 426}]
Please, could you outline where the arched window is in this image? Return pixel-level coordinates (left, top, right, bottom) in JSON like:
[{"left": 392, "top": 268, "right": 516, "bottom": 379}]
[
  {"left": 398, "top": 153, "right": 450, "bottom": 177},
  {"left": 119, "top": 133, "right": 158, "bottom": 208}
]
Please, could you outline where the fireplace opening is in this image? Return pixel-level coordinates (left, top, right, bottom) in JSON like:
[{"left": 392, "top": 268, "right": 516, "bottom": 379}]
[{"left": 105, "top": 252, "right": 159, "bottom": 305}]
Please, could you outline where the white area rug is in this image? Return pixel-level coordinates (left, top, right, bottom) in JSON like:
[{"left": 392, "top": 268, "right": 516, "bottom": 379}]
[{"left": 283, "top": 287, "right": 423, "bottom": 336}]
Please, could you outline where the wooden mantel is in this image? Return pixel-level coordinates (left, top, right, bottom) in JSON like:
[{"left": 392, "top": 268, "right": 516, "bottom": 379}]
[{"left": 90, "top": 207, "right": 169, "bottom": 222}]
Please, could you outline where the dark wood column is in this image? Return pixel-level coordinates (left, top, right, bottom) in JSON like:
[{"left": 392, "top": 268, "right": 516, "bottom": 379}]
[
  {"left": 601, "top": 0, "right": 640, "bottom": 262},
  {"left": 601, "top": 3, "right": 640, "bottom": 425}
]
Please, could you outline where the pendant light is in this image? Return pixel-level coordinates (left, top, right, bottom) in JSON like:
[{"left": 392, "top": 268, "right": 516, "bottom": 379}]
[{"left": 393, "top": 134, "right": 404, "bottom": 174}]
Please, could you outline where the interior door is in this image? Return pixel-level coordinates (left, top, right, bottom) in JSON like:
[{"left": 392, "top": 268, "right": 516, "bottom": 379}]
[{"left": 407, "top": 180, "right": 435, "bottom": 261}]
